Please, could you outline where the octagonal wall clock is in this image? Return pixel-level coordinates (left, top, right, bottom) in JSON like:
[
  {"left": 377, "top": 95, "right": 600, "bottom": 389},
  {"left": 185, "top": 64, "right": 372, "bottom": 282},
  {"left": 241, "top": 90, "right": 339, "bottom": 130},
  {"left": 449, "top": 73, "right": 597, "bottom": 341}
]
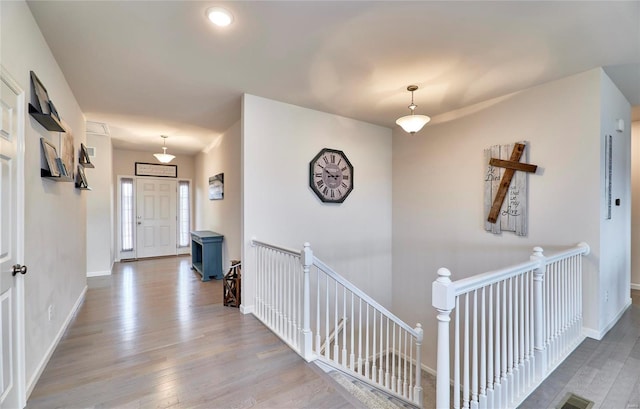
[{"left": 309, "top": 148, "right": 354, "bottom": 203}]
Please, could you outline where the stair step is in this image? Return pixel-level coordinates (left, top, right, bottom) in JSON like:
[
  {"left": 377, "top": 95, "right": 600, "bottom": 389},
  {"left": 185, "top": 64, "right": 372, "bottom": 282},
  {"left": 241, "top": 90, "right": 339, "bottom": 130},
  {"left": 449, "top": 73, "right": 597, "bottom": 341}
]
[{"left": 328, "top": 370, "right": 418, "bottom": 409}]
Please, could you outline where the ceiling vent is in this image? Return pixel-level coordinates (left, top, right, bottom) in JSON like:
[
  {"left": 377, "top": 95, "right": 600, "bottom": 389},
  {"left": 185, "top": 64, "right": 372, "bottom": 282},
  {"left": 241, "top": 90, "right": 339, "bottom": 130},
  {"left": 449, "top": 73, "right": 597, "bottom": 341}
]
[{"left": 86, "top": 120, "right": 110, "bottom": 136}]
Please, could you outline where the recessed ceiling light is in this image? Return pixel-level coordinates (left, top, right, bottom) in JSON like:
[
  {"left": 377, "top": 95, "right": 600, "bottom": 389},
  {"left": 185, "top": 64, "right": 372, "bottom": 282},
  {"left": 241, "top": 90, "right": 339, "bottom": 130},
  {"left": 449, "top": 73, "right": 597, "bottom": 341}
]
[{"left": 206, "top": 7, "right": 233, "bottom": 27}]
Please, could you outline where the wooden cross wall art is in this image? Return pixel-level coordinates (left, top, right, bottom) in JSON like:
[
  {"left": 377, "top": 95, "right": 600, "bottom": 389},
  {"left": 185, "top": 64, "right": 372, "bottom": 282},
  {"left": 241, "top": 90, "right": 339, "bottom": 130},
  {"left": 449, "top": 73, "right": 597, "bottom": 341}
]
[{"left": 484, "top": 141, "right": 538, "bottom": 236}]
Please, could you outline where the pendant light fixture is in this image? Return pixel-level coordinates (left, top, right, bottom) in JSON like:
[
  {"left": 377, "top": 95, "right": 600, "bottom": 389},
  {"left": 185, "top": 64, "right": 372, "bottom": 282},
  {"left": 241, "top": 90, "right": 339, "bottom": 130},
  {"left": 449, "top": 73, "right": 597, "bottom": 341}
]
[
  {"left": 153, "top": 135, "right": 176, "bottom": 163},
  {"left": 396, "top": 85, "right": 431, "bottom": 134}
]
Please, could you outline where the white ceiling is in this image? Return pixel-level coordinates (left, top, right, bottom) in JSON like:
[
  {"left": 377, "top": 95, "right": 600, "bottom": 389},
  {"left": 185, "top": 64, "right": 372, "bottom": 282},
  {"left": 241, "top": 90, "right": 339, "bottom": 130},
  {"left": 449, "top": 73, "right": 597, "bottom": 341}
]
[{"left": 27, "top": 1, "right": 640, "bottom": 155}]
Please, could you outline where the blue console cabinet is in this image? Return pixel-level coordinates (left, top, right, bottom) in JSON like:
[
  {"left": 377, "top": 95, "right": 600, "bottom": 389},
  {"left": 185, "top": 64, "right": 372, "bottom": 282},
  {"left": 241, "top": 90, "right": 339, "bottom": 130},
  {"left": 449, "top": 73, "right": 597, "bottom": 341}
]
[{"left": 191, "top": 230, "right": 224, "bottom": 281}]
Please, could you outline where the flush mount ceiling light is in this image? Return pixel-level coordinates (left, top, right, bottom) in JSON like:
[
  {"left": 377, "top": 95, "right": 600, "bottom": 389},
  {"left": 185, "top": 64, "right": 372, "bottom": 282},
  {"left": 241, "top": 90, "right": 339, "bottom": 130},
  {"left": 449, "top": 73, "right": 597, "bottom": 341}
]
[
  {"left": 153, "top": 135, "right": 176, "bottom": 163},
  {"left": 206, "top": 7, "right": 233, "bottom": 27},
  {"left": 396, "top": 85, "right": 431, "bottom": 134}
]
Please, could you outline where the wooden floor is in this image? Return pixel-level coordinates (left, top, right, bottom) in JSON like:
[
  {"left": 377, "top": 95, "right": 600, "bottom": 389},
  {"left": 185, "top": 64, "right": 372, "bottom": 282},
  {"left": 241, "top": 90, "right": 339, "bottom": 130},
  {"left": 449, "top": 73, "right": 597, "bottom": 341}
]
[
  {"left": 26, "top": 256, "right": 363, "bottom": 409},
  {"left": 26, "top": 256, "right": 640, "bottom": 409},
  {"left": 521, "top": 289, "right": 640, "bottom": 408}
]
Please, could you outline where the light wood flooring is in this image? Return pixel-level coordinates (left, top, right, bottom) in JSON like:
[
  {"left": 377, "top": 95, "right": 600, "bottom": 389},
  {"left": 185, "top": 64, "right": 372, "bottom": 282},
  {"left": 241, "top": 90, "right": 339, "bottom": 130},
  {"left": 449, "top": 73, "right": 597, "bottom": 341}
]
[
  {"left": 521, "top": 290, "right": 640, "bottom": 408},
  {"left": 25, "top": 256, "right": 640, "bottom": 409},
  {"left": 26, "top": 256, "right": 365, "bottom": 409}
]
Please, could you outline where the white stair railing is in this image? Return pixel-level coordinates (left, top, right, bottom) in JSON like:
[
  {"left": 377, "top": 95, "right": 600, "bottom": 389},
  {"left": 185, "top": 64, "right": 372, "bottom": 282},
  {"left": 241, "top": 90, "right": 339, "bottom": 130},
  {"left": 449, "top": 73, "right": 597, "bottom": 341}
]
[
  {"left": 432, "top": 243, "right": 590, "bottom": 409},
  {"left": 252, "top": 239, "right": 424, "bottom": 407}
]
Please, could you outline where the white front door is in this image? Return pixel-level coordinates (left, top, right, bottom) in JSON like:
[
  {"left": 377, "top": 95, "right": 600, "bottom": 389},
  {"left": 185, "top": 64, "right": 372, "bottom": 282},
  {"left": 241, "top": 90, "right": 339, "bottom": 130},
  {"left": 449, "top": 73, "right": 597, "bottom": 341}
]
[
  {"left": 136, "top": 178, "right": 177, "bottom": 258},
  {"left": 0, "top": 69, "right": 25, "bottom": 408}
]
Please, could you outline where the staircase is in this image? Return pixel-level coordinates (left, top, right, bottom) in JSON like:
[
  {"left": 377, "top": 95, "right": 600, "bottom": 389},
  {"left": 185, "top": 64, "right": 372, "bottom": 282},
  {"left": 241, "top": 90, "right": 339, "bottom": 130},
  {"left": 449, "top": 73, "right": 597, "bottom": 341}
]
[
  {"left": 251, "top": 239, "right": 424, "bottom": 407},
  {"left": 249, "top": 239, "right": 591, "bottom": 409}
]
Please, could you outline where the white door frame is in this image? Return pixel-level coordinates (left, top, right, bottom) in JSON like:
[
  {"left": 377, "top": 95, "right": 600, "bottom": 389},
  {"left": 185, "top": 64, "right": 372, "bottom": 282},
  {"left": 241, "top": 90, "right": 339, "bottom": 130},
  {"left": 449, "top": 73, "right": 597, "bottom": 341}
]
[
  {"left": 1, "top": 65, "right": 26, "bottom": 408},
  {"left": 116, "top": 175, "right": 192, "bottom": 261}
]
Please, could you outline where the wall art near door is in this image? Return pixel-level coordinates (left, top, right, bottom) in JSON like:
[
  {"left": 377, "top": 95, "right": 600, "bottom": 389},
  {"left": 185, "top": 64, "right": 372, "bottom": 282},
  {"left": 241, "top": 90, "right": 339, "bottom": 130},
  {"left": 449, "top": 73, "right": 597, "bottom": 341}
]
[
  {"left": 484, "top": 141, "right": 538, "bottom": 236},
  {"left": 209, "top": 173, "right": 224, "bottom": 200},
  {"left": 135, "top": 162, "right": 177, "bottom": 178}
]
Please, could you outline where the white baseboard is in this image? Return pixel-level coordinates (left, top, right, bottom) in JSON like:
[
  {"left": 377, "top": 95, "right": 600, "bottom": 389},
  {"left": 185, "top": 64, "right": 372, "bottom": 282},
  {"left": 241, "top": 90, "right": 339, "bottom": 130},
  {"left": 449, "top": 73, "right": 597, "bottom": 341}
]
[
  {"left": 240, "top": 304, "right": 254, "bottom": 315},
  {"left": 87, "top": 270, "right": 111, "bottom": 277},
  {"left": 26, "top": 285, "right": 87, "bottom": 399},
  {"left": 421, "top": 363, "right": 437, "bottom": 377},
  {"left": 631, "top": 283, "right": 640, "bottom": 290},
  {"left": 582, "top": 298, "right": 632, "bottom": 340}
]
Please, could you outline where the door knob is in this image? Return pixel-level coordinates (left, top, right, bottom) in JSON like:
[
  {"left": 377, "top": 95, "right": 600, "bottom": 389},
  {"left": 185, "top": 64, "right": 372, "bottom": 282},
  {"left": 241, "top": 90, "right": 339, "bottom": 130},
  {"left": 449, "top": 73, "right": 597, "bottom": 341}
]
[{"left": 12, "top": 264, "right": 27, "bottom": 276}]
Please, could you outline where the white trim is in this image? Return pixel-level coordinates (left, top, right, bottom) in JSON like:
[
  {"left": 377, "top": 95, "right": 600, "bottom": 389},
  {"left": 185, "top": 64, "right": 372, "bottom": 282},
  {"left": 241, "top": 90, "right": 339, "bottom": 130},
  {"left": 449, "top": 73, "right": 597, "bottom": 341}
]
[
  {"left": 116, "top": 175, "right": 137, "bottom": 260},
  {"left": 631, "top": 283, "right": 640, "bottom": 290},
  {"left": 240, "top": 304, "right": 254, "bottom": 315},
  {"left": 582, "top": 298, "right": 633, "bottom": 340},
  {"left": 87, "top": 270, "right": 111, "bottom": 277},
  {"left": 420, "top": 362, "right": 437, "bottom": 378},
  {"left": 26, "top": 285, "right": 87, "bottom": 399},
  {"left": 2, "top": 64, "right": 27, "bottom": 409}
]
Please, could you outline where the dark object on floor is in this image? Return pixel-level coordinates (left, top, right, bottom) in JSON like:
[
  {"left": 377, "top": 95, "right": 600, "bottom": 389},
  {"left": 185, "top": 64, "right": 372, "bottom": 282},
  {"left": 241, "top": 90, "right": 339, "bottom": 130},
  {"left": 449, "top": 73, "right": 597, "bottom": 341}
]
[
  {"left": 557, "top": 393, "right": 594, "bottom": 409},
  {"left": 224, "top": 260, "right": 241, "bottom": 307}
]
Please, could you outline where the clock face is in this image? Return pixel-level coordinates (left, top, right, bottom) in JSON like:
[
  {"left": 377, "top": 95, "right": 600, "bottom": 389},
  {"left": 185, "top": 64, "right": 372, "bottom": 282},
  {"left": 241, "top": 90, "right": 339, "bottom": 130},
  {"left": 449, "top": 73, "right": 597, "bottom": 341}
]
[{"left": 309, "top": 148, "right": 354, "bottom": 203}]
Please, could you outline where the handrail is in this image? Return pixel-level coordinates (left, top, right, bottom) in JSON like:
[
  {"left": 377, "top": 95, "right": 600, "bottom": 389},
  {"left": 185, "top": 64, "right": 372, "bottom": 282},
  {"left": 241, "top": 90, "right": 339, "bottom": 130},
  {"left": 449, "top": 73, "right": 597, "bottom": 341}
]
[
  {"left": 432, "top": 242, "right": 590, "bottom": 409},
  {"left": 253, "top": 239, "right": 424, "bottom": 407},
  {"left": 313, "top": 257, "right": 420, "bottom": 337},
  {"left": 543, "top": 242, "right": 590, "bottom": 263},
  {"left": 251, "top": 238, "right": 301, "bottom": 257},
  {"left": 451, "top": 259, "right": 539, "bottom": 296},
  {"left": 450, "top": 242, "right": 590, "bottom": 296}
]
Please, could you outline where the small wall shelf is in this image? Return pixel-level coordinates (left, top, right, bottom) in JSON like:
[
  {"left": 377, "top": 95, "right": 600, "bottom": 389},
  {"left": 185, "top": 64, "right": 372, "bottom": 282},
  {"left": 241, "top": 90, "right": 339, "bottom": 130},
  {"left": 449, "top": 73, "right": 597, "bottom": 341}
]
[
  {"left": 40, "top": 168, "right": 73, "bottom": 182},
  {"left": 29, "top": 103, "right": 65, "bottom": 132}
]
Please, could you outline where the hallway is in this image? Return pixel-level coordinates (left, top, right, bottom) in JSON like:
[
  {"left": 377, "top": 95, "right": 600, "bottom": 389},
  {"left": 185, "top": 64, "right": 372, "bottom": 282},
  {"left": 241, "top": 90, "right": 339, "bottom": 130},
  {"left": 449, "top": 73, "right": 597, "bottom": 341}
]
[
  {"left": 521, "top": 290, "right": 640, "bottom": 408},
  {"left": 25, "top": 257, "right": 364, "bottom": 408}
]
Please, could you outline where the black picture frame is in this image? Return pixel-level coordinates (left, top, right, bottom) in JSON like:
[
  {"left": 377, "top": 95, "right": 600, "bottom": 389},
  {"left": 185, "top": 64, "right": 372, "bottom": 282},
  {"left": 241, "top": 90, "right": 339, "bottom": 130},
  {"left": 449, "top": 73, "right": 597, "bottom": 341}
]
[
  {"left": 30, "top": 71, "right": 51, "bottom": 115},
  {"left": 79, "top": 143, "right": 94, "bottom": 167},
  {"left": 135, "top": 162, "right": 177, "bottom": 178},
  {"left": 40, "top": 137, "right": 60, "bottom": 177},
  {"left": 77, "top": 164, "right": 88, "bottom": 188}
]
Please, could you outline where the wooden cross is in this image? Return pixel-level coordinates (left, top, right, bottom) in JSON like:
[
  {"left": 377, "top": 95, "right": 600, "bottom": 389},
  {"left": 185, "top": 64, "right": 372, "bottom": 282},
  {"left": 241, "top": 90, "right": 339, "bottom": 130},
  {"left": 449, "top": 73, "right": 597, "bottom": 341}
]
[{"left": 487, "top": 143, "right": 538, "bottom": 224}]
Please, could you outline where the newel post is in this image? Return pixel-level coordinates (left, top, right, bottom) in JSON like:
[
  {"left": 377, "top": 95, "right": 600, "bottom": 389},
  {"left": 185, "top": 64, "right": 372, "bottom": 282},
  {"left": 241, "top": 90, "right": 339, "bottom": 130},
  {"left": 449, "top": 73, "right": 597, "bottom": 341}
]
[
  {"left": 432, "top": 267, "right": 455, "bottom": 409},
  {"left": 414, "top": 323, "right": 424, "bottom": 407},
  {"left": 530, "top": 246, "right": 547, "bottom": 379},
  {"left": 301, "top": 242, "right": 314, "bottom": 361}
]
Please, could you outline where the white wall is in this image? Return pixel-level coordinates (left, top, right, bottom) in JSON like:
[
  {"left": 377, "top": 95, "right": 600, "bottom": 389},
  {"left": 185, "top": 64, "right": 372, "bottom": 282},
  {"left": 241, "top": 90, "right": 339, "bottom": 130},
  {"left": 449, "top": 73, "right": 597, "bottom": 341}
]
[
  {"left": 632, "top": 120, "right": 640, "bottom": 289},
  {"left": 1, "top": 0, "right": 87, "bottom": 394},
  {"left": 86, "top": 133, "right": 114, "bottom": 276},
  {"left": 194, "top": 121, "right": 241, "bottom": 271},
  {"left": 598, "top": 72, "right": 632, "bottom": 333},
  {"left": 112, "top": 148, "right": 195, "bottom": 181},
  {"left": 392, "top": 68, "right": 629, "bottom": 370},
  {"left": 112, "top": 148, "right": 196, "bottom": 259},
  {"left": 242, "top": 94, "right": 393, "bottom": 311}
]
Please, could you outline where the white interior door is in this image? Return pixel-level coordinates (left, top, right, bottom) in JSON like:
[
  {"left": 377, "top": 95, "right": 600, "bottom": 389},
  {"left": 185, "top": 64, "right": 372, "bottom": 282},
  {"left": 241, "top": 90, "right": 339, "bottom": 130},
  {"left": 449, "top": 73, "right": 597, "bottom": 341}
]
[
  {"left": 136, "top": 178, "right": 177, "bottom": 258},
  {"left": 0, "top": 69, "right": 25, "bottom": 408}
]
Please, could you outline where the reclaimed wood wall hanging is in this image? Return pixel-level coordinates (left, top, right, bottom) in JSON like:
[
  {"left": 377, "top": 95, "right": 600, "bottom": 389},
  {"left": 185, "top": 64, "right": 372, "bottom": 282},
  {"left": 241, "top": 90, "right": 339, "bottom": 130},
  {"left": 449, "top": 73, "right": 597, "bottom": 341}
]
[{"left": 484, "top": 141, "right": 537, "bottom": 236}]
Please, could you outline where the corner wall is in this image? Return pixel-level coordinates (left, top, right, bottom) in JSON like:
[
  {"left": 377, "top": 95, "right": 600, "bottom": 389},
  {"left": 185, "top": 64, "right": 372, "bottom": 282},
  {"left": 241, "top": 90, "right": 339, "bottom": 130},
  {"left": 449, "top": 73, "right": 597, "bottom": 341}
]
[
  {"left": 630, "top": 120, "right": 640, "bottom": 288},
  {"left": 242, "top": 94, "right": 393, "bottom": 311},
  {"left": 392, "top": 69, "right": 621, "bottom": 370},
  {"left": 598, "top": 72, "right": 632, "bottom": 333},
  {"left": 1, "top": 0, "right": 87, "bottom": 394},
  {"left": 194, "top": 121, "right": 242, "bottom": 270},
  {"left": 86, "top": 133, "right": 114, "bottom": 276}
]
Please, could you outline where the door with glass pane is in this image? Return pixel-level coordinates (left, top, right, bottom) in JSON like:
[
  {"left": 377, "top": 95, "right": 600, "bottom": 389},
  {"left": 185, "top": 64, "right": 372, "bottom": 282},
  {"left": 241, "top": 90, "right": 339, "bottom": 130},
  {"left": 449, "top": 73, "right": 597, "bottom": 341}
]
[{"left": 118, "top": 177, "right": 191, "bottom": 260}]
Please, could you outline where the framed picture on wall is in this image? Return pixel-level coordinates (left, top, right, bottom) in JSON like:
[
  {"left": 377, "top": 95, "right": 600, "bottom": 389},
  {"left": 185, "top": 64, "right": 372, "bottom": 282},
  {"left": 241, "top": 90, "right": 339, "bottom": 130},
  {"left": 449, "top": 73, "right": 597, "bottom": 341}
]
[
  {"left": 135, "top": 162, "right": 178, "bottom": 178},
  {"left": 40, "top": 137, "right": 60, "bottom": 177},
  {"left": 209, "top": 173, "right": 224, "bottom": 200},
  {"left": 30, "top": 71, "right": 51, "bottom": 115}
]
